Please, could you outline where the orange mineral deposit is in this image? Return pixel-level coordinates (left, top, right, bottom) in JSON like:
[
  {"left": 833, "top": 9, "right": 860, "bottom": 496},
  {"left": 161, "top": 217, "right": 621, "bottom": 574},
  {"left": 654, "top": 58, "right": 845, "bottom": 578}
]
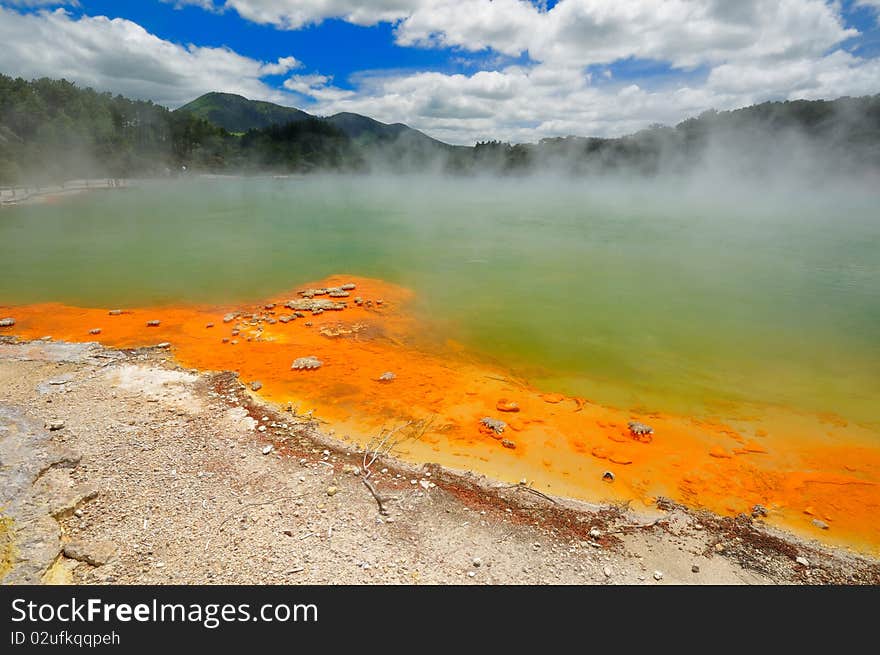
[{"left": 2, "top": 274, "right": 879, "bottom": 555}]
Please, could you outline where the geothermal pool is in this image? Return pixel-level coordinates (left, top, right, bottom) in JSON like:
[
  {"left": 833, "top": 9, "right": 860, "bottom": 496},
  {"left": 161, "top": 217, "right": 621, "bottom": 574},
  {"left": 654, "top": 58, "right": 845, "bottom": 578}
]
[{"left": 1, "top": 175, "right": 878, "bottom": 551}]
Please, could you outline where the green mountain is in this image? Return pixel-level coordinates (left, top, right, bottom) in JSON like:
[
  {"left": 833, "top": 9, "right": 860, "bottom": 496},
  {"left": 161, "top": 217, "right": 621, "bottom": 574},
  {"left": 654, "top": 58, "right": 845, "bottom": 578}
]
[
  {"left": 176, "top": 92, "right": 448, "bottom": 148},
  {"left": 324, "top": 112, "right": 447, "bottom": 148},
  {"left": 177, "top": 92, "right": 312, "bottom": 133}
]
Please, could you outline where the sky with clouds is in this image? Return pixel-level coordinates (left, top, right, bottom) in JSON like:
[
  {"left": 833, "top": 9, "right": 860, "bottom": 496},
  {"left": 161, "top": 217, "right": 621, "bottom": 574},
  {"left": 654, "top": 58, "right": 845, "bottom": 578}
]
[{"left": 1, "top": 0, "right": 879, "bottom": 144}]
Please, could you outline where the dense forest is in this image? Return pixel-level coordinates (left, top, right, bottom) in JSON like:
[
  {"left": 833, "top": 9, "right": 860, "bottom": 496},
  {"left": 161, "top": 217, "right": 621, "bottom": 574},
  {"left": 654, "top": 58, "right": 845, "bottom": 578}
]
[
  {"left": 0, "top": 75, "right": 359, "bottom": 184},
  {"left": 1, "top": 73, "right": 879, "bottom": 185}
]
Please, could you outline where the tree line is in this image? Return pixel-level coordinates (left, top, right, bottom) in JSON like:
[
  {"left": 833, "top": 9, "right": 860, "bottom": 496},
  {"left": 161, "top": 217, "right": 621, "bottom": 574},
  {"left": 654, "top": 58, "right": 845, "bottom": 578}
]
[
  {"left": 0, "top": 75, "right": 361, "bottom": 185},
  {"left": 1, "top": 73, "right": 878, "bottom": 185}
]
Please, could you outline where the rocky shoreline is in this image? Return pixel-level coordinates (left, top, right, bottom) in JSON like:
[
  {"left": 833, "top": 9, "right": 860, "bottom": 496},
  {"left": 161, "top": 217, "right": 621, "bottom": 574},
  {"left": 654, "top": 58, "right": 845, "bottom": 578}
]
[{"left": 1, "top": 337, "right": 878, "bottom": 585}]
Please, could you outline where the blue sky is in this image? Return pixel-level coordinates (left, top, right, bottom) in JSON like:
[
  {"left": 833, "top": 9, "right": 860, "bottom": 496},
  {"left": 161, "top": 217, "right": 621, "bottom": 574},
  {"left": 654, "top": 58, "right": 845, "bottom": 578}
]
[{"left": 1, "top": 1, "right": 879, "bottom": 144}]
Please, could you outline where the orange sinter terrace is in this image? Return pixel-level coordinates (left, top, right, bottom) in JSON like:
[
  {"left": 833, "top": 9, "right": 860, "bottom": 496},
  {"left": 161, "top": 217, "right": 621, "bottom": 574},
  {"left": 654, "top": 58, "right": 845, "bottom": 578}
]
[{"left": 3, "top": 274, "right": 879, "bottom": 555}]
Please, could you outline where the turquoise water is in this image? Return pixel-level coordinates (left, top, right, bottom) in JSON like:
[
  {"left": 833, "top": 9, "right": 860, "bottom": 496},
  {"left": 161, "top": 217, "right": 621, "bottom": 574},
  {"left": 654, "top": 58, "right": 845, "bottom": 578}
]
[{"left": 1, "top": 175, "right": 878, "bottom": 425}]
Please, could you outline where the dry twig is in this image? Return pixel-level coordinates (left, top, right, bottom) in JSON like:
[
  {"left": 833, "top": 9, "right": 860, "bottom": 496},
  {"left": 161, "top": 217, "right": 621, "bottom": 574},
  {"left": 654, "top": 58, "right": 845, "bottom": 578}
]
[{"left": 360, "top": 418, "right": 434, "bottom": 515}]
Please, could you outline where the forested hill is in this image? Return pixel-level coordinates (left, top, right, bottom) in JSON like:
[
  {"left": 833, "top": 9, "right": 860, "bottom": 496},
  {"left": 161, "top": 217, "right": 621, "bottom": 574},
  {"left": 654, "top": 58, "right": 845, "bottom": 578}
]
[
  {"left": 177, "top": 92, "right": 447, "bottom": 150},
  {"left": 177, "top": 92, "right": 311, "bottom": 133},
  {"left": 0, "top": 73, "right": 878, "bottom": 185}
]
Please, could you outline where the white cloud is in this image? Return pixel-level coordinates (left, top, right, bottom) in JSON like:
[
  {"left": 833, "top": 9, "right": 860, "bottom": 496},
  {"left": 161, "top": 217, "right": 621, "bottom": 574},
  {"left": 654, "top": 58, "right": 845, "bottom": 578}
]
[
  {"left": 393, "top": 0, "right": 856, "bottom": 69},
  {"left": 1, "top": 1, "right": 79, "bottom": 6},
  {"left": 0, "top": 7, "right": 303, "bottom": 108},
  {"left": 259, "top": 55, "right": 302, "bottom": 75},
  {"left": 283, "top": 73, "right": 354, "bottom": 101},
  {"left": 215, "top": 0, "right": 421, "bottom": 29},
  {"left": 180, "top": 1, "right": 857, "bottom": 71}
]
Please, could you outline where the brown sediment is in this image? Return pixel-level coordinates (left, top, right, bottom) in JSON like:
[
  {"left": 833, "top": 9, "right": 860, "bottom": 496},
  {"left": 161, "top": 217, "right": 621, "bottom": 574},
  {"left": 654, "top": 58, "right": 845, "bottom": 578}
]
[{"left": 3, "top": 274, "right": 880, "bottom": 554}]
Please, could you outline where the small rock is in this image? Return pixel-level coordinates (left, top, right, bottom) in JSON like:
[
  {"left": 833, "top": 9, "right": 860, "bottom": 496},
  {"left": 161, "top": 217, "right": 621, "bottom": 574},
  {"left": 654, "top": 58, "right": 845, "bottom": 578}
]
[
  {"left": 206, "top": 323, "right": 214, "bottom": 328},
  {"left": 292, "top": 356, "right": 322, "bottom": 370},
  {"left": 628, "top": 421, "right": 654, "bottom": 438},
  {"left": 467, "top": 571, "right": 476, "bottom": 578},
  {"left": 589, "top": 527, "right": 602, "bottom": 539},
  {"left": 262, "top": 445, "right": 273, "bottom": 455},
  {"left": 501, "top": 439, "right": 516, "bottom": 449},
  {"left": 479, "top": 416, "right": 507, "bottom": 435},
  {"left": 326, "top": 486, "right": 338, "bottom": 497},
  {"left": 89, "top": 328, "right": 101, "bottom": 335},
  {"left": 378, "top": 371, "right": 396, "bottom": 382},
  {"left": 156, "top": 342, "right": 171, "bottom": 349},
  {"left": 603, "top": 566, "right": 612, "bottom": 578},
  {"left": 250, "top": 381, "right": 263, "bottom": 391},
  {"left": 146, "top": 320, "right": 160, "bottom": 327},
  {"left": 108, "top": 310, "right": 122, "bottom": 316},
  {"left": 602, "top": 470, "right": 615, "bottom": 482},
  {"left": 74, "top": 508, "right": 84, "bottom": 518},
  {"left": 811, "top": 519, "right": 829, "bottom": 530},
  {"left": 223, "top": 313, "right": 236, "bottom": 323},
  {"left": 48, "top": 420, "right": 65, "bottom": 431},
  {"left": 714, "top": 543, "right": 725, "bottom": 553},
  {"left": 473, "top": 557, "right": 482, "bottom": 568},
  {"left": 751, "top": 504, "right": 769, "bottom": 518},
  {"left": 653, "top": 570, "right": 663, "bottom": 581},
  {"left": 0, "top": 317, "right": 15, "bottom": 327},
  {"left": 691, "top": 564, "right": 700, "bottom": 573},
  {"left": 63, "top": 540, "right": 117, "bottom": 566},
  {"left": 795, "top": 556, "right": 810, "bottom": 567}
]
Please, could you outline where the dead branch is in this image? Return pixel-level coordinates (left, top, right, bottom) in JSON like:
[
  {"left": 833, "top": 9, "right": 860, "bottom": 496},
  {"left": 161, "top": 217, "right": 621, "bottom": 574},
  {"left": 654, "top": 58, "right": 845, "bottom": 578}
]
[
  {"left": 359, "top": 417, "right": 434, "bottom": 515},
  {"left": 362, "top": 476, "right": 391, "bottom": 515}
]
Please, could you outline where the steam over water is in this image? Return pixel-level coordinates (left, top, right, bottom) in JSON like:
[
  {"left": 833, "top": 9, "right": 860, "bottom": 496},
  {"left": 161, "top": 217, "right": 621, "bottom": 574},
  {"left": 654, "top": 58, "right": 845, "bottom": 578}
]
[{"left": 1, "top": 175, "right": 878, "bottom": 427}]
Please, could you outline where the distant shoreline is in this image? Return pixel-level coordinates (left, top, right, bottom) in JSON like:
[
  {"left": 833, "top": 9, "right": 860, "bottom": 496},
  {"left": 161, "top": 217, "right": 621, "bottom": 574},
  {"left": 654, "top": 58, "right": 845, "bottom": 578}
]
[{"left": 0, "top": 178, "right": 128, "bottom": 208}]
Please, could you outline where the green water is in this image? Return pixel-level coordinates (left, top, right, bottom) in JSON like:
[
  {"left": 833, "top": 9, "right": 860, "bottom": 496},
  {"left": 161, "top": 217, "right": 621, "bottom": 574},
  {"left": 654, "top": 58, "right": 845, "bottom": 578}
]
[{"left": 1, "top": 175, "right": 878, "bottom": 425}]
